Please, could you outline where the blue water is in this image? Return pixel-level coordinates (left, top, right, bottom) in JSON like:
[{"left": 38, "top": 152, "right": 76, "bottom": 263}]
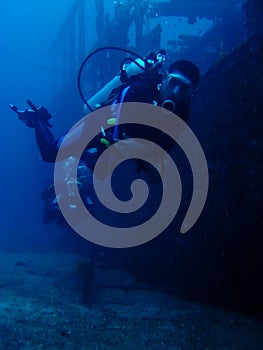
[
  {"left": 0, "top": 0, "right": 75, "bottom": 249},
  {"left": 0, "top": 0, "right": 246, "bottom": 250},
  {"left": 1, "top": 1, "right": 262, "bottom": 348}
]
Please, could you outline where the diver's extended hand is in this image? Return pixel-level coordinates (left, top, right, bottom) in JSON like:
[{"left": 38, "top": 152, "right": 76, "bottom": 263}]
[{"left": 9, "top": 99, "right": 53, "bottom": 128}]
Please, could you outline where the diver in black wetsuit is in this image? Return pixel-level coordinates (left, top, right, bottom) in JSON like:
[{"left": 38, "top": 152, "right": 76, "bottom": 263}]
[
  {"left": 9, "top": 53, "right": 200, "bottom": 224},
  {"left": 9, "top": 57, "right": 200, "bottom": 163}
]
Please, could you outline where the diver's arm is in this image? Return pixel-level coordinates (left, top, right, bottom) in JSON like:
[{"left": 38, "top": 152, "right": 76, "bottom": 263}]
[
  {"left": 9, "top": 101, "right": 61, "bottom": 163},
  {"left": 34, "top": 120, "right": 60, "bottom": 162},
  {"left": 9, "top": 102, "right": 101, "bottom": 163},
  {"left": 35, "top": 118, "right": 90, "bottom": 163}
]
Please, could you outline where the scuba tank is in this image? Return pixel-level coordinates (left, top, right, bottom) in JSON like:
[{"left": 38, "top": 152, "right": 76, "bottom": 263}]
[
  {"left": 79, "top": 47, "right": 167, "bottom": 156},
  {"left": 79, "top": 47, "right": 166, "bottom": 114},
  {"left": 86, "top": 58, "right": 146, "bottom": 112}
]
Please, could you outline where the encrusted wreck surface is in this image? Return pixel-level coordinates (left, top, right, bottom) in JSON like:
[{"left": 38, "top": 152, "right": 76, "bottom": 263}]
[{"left": 117, "top": 30, "right": 263, "bottom": 315}]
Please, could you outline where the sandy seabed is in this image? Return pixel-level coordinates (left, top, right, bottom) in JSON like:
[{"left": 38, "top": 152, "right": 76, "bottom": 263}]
[{"left": 0, "top": 250, "right": 262, "bottom": 350}]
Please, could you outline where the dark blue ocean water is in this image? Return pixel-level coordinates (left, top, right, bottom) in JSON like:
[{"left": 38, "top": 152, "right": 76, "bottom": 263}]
[
  {"left": 1, "top": 1, "right": 262, "bottom": 348},
  {"left": 0, "top": 0, "right": 76, "bottom": 249},
  {"left": 0, "top": 0, "right": 246, "bottom": 251}
]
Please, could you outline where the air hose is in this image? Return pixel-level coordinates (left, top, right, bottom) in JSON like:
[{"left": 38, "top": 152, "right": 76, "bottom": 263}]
[{"left": 77, "top": 46, "right": 147, "bottom": 113}]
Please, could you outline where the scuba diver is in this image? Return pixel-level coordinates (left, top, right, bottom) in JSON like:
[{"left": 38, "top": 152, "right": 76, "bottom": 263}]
[{"left": 9, "top": 49, "right": 200, "bottom": 224}]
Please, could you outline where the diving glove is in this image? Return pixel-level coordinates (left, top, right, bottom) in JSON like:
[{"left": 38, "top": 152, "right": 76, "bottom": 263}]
[{"left": 9, "top": 99, "right": 52, "bottom": 128}]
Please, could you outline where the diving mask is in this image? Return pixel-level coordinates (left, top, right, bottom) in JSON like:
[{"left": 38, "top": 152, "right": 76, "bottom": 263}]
[
  {"left": 160, "top": 72, "right": 195, "bottom": 112},
  {"left": 165, "top": 73, "right": 194, "bottom": 99}
]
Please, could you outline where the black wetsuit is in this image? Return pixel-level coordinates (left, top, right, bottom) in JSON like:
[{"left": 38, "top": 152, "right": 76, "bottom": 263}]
[{"left": 34, "top": 68, "right": 190, "bottom": 163}]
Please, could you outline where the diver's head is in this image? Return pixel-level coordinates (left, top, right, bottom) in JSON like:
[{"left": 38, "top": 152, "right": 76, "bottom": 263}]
[{"left": 160, "top": 60, "right": 200, "bottom": 112}]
